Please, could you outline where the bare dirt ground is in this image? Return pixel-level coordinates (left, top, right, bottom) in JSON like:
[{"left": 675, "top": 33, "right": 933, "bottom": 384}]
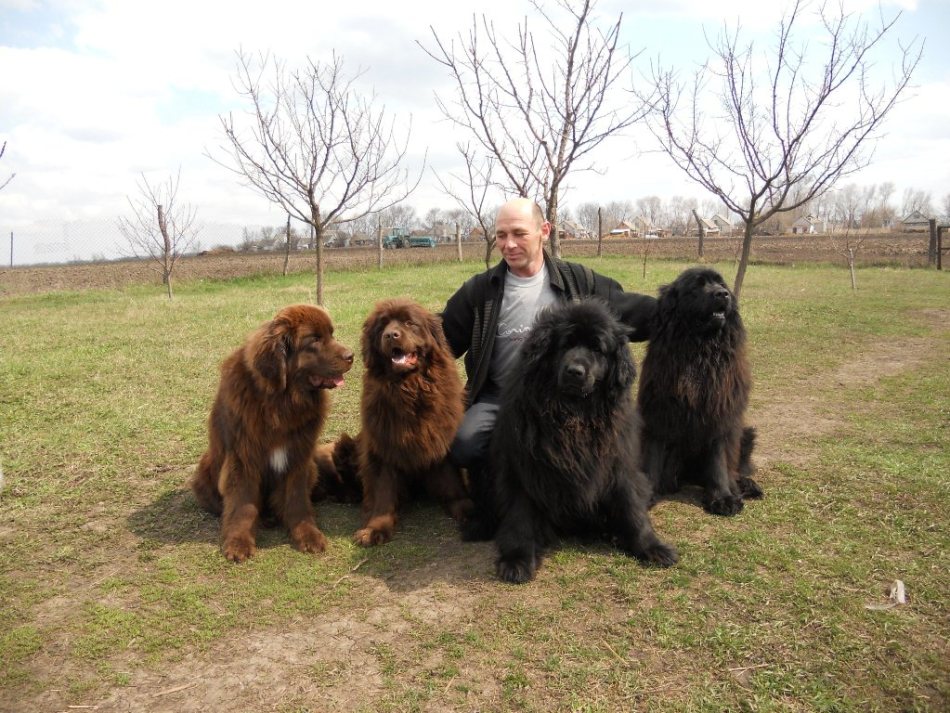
[
  {"left": 0, "top": 233, "right": 934, "bottom": 297},
  {"left": 86, "top": 317, "right": 946, "bottom": 713}
]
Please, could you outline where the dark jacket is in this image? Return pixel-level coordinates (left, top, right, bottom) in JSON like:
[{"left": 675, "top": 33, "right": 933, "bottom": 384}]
[{"left": 441, "top": 251, "right": 656, "bottom": 404}]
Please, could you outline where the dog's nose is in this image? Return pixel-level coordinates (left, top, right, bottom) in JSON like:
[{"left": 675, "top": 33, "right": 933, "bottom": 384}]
[
  {"left": 566, "top": 363, "right": 586, "bottom": 380},
  {"left": 342, "top": 350, "right": 354, "bottom": 364},
  {"left": 713, "top": 286, "right": 730, "bottom": 299},
  {"left": 384, "top": 328, "right": 400, "bottom": 341}
]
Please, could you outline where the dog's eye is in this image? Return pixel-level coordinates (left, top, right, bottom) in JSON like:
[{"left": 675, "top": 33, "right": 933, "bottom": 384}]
[{"left": 404, "top": 320, "right": 415, "bottom": 328}]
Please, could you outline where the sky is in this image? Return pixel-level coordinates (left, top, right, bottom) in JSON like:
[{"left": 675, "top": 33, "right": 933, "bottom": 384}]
[{"left": 0, "top": 0, "right": 947, "bottom": 265}]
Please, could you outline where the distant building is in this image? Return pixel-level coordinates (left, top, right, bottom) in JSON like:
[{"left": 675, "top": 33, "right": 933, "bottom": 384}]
[
  {"left": 558, "top": 219, "right": 591, "bottom": 240},
  {"left": 694, "top": 216, "right": 719, "bottom": 236},
  {"left": 632, "top": 215, "right": 654, "bottom": 236},
  {"left": 791, "top": 215, "right": 819, "bottom": 234},
  {"left": 712, "top": 214, "right": 733, "bottom": 235},
  {"left": 608, "top": 219, "right": 638, "bottom": 238},
  {"left": 900, "top": 209, "right": 931, "bottom": 232}
]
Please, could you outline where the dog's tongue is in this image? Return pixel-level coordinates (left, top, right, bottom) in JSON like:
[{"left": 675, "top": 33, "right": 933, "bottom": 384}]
[
  {"left": 392, "top": 352, "right": 418, "bottom": 367},
  {"left": 313, "top": 374, "right": 345, "bottom": 389}
]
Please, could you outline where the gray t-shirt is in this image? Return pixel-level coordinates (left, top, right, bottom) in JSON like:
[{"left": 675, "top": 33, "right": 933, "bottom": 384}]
[{"left": 486, "top": 264, "right": 557, "bottom": 394}]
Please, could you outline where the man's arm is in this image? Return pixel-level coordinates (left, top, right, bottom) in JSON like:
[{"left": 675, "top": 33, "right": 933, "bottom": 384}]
[
  {"left": 440, "top": 278, "right": 476, "bottom": 358},
  {"left": 591, "top": 272, "right": 657, "bottom": 342}
]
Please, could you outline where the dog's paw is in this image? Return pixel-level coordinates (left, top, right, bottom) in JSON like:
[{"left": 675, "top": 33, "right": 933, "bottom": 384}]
[
  {"left": 705, "top": 492, "right": 744, "bottom": 516},
  {"left": 496, "top": 553, "right": 537, "bottom": 584},
  {"left": 222, "top": 534, "right": 256, "bottom": 563},
  {"left": 291, "top": 522, "right": 328, "bottom": 554},
  {"left": 353, "top": 527, "right": 392, "bottom": 547},
  {"left": 637, "top": 541, "right": 679, "bottom": 568},
  {"left": 738, "top": 477, "right": 763, "bottom": 499}
]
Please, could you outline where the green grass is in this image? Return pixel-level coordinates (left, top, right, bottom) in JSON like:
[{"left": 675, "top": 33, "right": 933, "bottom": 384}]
[{"left": 0, "top": 258, "right": 948, "bottom": 711}]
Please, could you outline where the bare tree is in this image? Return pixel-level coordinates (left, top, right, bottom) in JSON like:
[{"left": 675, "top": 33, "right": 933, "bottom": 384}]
[
  {"left": 435, "top": 142, "right": 501, "bottom": 267},
  {"left": 829, "top": 192, "right": 867, "bottom": 291},
  {"left": 117, "top": 170, "right": 200, "bottom": 299},
  {"left": 422, "top": 0, "right": 648, "bottom": 258},
  {"left": 643, "top": 0, "right": 920, "bottom": 299},
  {"left": 211, "top": 49, "right": 418, "bottom": 305},
  {"left": 943, "top": 193, "right": 950, "bottom": 222},
  {"left": 0, "top": 141, "right": 13, "bottom": 192},
  {"left": 901, "top": 188, "right": 933, "bottom": 218}
]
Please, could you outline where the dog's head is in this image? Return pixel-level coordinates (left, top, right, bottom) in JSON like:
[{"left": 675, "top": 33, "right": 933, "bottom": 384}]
[
  {"left": 658, "top": 267, "right": 736, "bottom": 332},
  {"left": 247, "top": 304, "right": 354, "bottom": 394},
  {"left": 520, "top": 300, "right": 635, "bottom": 400},
  {"left": 361, "top": 298, "right": 450, "bottom": 378}
]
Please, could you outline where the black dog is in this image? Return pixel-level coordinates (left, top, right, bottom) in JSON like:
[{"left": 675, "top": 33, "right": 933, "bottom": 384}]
[
  {"left": 488, "top": 299, "right": 678, "bottom": 584},
  {"left": 637, "top": 267, "right": 762, "bottom": 515}
]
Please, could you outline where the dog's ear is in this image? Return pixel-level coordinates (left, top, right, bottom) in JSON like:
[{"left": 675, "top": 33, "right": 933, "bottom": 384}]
[
  {"left": 251, "top": 316, "right": 293, "bottom": 392},
  {"left": 657, "top": 282, "right": 677, "bottom": 317},
  {"left": 360, "top": 310, "right": 384, "bottom": 370},
  {"left": 519, "top": 309, "right": 557, "bottom": 372},
  {"left": 424, "top": 311, "right": 451, "bottom": 355}
]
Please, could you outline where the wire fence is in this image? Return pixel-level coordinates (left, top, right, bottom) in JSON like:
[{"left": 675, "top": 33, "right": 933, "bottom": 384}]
[{"left": 0, "top": 227, "right": 934, "bottom": 298}]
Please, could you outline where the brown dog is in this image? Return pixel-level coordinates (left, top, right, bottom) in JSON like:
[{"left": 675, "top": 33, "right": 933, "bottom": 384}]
[
  {"left": 190, "top": 304, "right": 354, "bottom": 562},
  {"left": 352, "top": 298, "right": 471, "bottom": 546}
]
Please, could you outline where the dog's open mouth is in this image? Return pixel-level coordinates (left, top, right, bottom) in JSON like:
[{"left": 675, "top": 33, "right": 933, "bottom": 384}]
[
  {"left": 311, "top": 374, "right": 346, "bottom": 389},
  {"left": 390, "top": 347, "right": 419, "bottom": 369},
  {"left": 711, "top": 310, "right": 726, "bottom": 324}
]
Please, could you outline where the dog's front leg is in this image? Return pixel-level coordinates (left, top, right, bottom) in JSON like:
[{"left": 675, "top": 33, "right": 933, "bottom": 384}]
[
  {"left": 495, "top": 485, "right": 542, "bottom": 584},
  {"left": 278, "top": 462, "right": 328, "bottom": 554},
  {"left": 354, "top": 458, "right": 399, "bottom": 546},
  {"left": 701, "top": 442, "right": 743, "bottom": 516},
  {"left": 219, "top": 455, "right": 261, "bottom": 563}
]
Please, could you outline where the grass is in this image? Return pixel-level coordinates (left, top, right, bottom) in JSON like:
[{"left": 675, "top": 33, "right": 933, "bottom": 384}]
[{"left": 0, "top": 258, "right": 948, "bottom": 711}]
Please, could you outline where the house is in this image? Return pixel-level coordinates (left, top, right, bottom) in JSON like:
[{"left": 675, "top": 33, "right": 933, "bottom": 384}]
[
  {"left": 791, "top": 215, "right": 819, "bottom": 234},
  {"left": 900, "top": 209, "right": 931, "bottom": 232},
  {"left": 558, "top": 219, "right": 591, "bottom": 240},
  {"left": 712, "top": 214, "right": 733, "bottom": 235},
  {"left": 694, "top": 216, "right": 719, "bottom": 236},
  {"left": 632, "top": 215, "right": 653, "bottom": 236},
  {"left": 608, "top": 220, "right": 638, "bottom": 238}
]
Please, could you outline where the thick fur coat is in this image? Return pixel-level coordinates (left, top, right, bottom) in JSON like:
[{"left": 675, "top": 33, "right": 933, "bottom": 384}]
[
  {"left": 190, "top": 305, "right": 354, "bottom": 562},
  {"left": 637, "top": 267, "right": 761, "bottom": 515},
  {"left": 352, "top": 298, "right": 471, "bottom": 546},
  {"left": 490, "top": 299, "right": 678, "bottom": 583}
]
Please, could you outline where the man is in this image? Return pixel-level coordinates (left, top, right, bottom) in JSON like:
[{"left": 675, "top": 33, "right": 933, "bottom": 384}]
[{"left": 440, "top": 197, "right": 656, "bottom": 537}]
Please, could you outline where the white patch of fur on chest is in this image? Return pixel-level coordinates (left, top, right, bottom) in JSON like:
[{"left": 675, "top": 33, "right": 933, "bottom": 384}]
[{"left": 269, "top": 447, "right": 289, "bottom": 474}]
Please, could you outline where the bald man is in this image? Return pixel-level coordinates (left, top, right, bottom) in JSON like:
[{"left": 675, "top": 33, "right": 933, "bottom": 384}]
[{"left": 441, "top": 198, "right": 657, "bottom": 539}]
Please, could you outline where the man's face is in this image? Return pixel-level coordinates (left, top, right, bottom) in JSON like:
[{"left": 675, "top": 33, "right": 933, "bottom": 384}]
[{"left": 495, "top": 204, "right": 549, "bottom": 277}]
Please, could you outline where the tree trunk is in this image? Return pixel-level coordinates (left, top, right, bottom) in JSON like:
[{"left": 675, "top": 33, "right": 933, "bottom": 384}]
[
  {"left": 157, "top": 203, "right": 173, "bottom": 299},
  {"left": 692, "top": 208, "right": 705, "bottom": 259},
  {"left": 733, "top": 221, "right": 754, "bottom": 301},
  {"left": 312, "top": 204, "right": 324, "bottom": 306},
  {"left": 547, "top": 188, "right": 561, "bottom": 258},
  {"left": 597, "top": 207, "right": 603, "bottom": 257},
  {"left": 848, "top": 248, "right": 857, "bottom": 291},
  {"left": 282, "top": 213, "right": 291, "bottom": 276},
  {"left": 456, "top": 221, "right": 462, "bottom": 262}
]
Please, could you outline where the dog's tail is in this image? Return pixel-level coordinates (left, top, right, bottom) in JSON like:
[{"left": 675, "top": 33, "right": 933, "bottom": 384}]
[{"left": 311, "top": 432, "right": 363, "bottom": 503}]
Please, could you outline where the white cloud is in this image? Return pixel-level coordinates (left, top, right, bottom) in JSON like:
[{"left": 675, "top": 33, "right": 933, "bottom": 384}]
[{"left": 0, "top": 0, "right": 946, "bottom": 264}]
